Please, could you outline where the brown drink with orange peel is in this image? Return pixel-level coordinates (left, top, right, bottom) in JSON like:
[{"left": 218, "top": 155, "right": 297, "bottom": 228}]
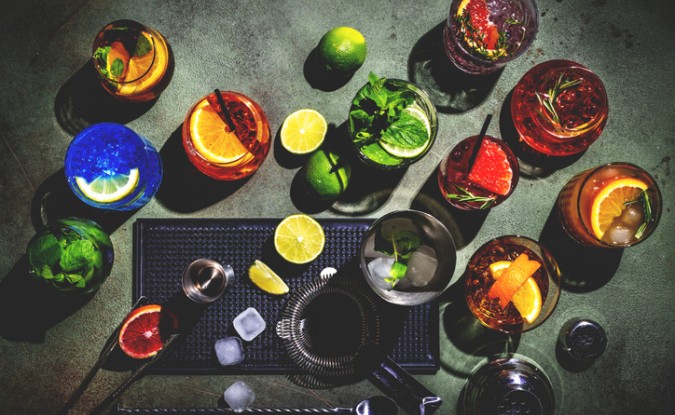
[{"left": 465, "top": 236, "right": 561, "bottom": 333}]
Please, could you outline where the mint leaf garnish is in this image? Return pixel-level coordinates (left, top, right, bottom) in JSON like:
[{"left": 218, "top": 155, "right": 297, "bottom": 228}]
[
  {"left": 93, "top": 46, "right": 111, "bottom": 76},
  {"left": 110, "top": 58, "right": 125, "bottom": 78},
  {"left": 380, "top": 111, "right": 428, "bottom": 149},
  {"left": 29, "top": 232, "right": 63, "bottom": 269},
  {"left": 374, "top": 229, "right": 422, "bottom": 287},
  {"left": 60, "top": 240, "right": 95, "bottom": 272},
  {"left": 385, "top": 262, "right": 408, "bottom": 285},
  {"left": 38, "top": 265, "right": 54, "bottom": 280},
  {"left": 133, "top": 34, "right": 152, "bottom": 57}
]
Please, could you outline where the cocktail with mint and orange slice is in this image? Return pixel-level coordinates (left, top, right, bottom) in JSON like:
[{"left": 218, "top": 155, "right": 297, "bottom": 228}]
[
  {"left": 511, "top": 60, "right": 609, "bottom": 157},
  {"left": 65, "top": 122, "right": 163, "bottom": 211},
  {"left": 92, "top": 20, "right": 172, "bottom": 102},
  {"left": 182, "top": 90, "right": 271, "bottom": 181},
  {"left": 557, "top": 163, "right": 662, "bottom": 248},
  {"left": 443, "top": 0, "right": 539, "bottom": 75},
  {"left": 465, "top": 236, "right": 561, "bottom": 333},
  {"left": 438, "top": 134, "right": 519, "bottom": 210}
]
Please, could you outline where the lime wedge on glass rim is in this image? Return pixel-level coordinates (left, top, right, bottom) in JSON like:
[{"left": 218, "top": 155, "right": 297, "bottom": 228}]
[
  {"left": 379, "top": 106, "right": 431, "bottom": 159},
  {"left": 75, "top": 168, "right": 140, "bottom": 203}
]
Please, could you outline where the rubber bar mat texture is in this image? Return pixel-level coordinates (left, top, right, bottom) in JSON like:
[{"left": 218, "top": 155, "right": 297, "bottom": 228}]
[{"left": 133, "top": 218, "right": 440, "bottom": 374}]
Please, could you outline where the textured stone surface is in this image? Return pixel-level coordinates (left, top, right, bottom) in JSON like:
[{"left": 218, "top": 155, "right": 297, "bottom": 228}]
[{"left": 1, "top": 0, "right": 673, "bottom": 414}]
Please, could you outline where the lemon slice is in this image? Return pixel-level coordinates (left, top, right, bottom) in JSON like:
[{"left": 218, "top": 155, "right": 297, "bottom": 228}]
[
  {"left": 75, "top": 168, "right": 140, "bottom": 203},
  {"left": 379, "top": 106, "right": 431, "bottom": 159},
  {"left": 590, "top": 177, "right": 649, "bottom": 239},
  {"left": 280, "top": 109, "right": 328, "bottom": 154},
  {"left": 274, "top": 214, "right": 325, "bottom": 264},
  {"left": 249, "top": 260, "right": 289, "bottom": 295},
  {"left": 489, "top": 260, "right": 542, "bottom": 324}
]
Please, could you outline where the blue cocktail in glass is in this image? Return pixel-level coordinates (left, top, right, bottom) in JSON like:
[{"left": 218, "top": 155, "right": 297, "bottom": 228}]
[{"left": 64, "top": 122, "right": 163, "bottom": 210}]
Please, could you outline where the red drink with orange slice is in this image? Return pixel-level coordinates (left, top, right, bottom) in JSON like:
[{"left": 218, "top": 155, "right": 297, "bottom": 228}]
[
  {"left": 443, "top": 0, "right": 539, "bottom": 75},
  {"left": 557, "top": 163, "right": 662, "bottom": 248},
  {"left": 438, "top": 135, "right": 519, "bottom": 210},
  {"left": 511, "top": 60, "right": 609, "bottom": 157},
  {"left": 465, "top": 236, "right": 561, "bottom": 333},
  {"left": 182, "top": 91, "right": 271, "bottom": 181},
  {"left": 92, "top": 20, "right": 172, "bottom": 102}
]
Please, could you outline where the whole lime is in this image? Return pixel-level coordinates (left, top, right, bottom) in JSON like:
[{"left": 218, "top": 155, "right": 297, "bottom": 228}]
[
  {"left": 304, "top": 149, "right": 351, "bottom": 200},
  {"left": 316, "top": 26, "right": 367, "bottom": 75}
]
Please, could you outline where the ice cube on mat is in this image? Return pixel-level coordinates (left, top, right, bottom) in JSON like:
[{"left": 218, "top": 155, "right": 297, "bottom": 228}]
[
  {"left": 233, "top": 307, "right": 266, "bottom": 341},
  {"left": 367, "top": 256, "right": 396, "bottom": 290},
  {"left": 214, "top": 336, "right": 244, "bottom": 366},
  {"left": 223, "top": 380, "right": 255, "bottom": 413},
  {"left": 403, "top": 245, "right": 438, "bottom": 287}
]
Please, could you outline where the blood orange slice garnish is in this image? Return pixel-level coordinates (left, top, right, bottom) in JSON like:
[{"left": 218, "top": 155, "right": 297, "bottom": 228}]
[
  {"left": 487, "top": 253, "right": 541, "bottom": 309},
  {"left": 468, "top": 139, "right": 513, "bottom": 196},
  {"left": 456, "top": 0, "right": 505, "bottom": 58},
  {"left": 118, "top": 304, "right": 178, "bottom": 359}
]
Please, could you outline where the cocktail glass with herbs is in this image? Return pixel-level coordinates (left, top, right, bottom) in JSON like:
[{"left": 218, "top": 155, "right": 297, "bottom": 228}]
[
  {"left": 443, "top": 0, "right": 539, "bottom": 75},
  {"left": 465, "top": 236, "right": 561, "bottom": 333},
  {"left": 26, "top": 218, "right": 114, "bottom": 295},
  {"left": 64, "top": 122, "right": 163, "bottom": 211},
  {"left": 438, "top": 134, "right": 519, "bottom": 210},
  {"left": 557, "top": 163, "right": 661, "bottom": 248},
  {"left": 360, "top": 210, "right": 456, "bottom": 306},
  {"left": 182, "top": 90, "right": 271, "bottom": 181},
  {"left": 92, "top": 19, "right": 172, "bottom": 102},
  {"left": 348, "top": 73, "right": 438, "bottom": 169},
  {"left": 511, "top": 60, "right": 609, "bottom": 157}
]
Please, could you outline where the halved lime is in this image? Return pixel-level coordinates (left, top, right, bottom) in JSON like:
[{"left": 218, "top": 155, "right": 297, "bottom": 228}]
[
  {"left": 379, "top": 106, "right": 431, "bottom": 159},
  {"left": 75, "top": 168, "right": 140, "bottom": 203}
]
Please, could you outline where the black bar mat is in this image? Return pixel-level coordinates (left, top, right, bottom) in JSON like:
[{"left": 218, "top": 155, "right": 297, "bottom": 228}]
[{"left": 133, "top": 218, "right": 439, "bottom": 374}]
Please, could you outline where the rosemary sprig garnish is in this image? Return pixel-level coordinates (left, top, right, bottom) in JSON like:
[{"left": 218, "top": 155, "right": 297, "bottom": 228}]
[
  {"left": 536, "top": 74, "right": 582, "bottom": 125},
  {"left": 454, "top": 13, "right": 508, "bottom": 61},
  {"left": 625, "top": 190, "right": 653, "bottom": 239},
  {"left": 447, "top": 185, "right": 496, "bottom": 209}
]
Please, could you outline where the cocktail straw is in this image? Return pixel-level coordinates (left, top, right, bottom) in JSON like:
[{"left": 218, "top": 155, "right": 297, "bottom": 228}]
[
  {"left": 213, "top": 88, "right": 239, "bottom": 138},
  {"left": 467, "top": 113, "right": 493, "bottom": 169}
]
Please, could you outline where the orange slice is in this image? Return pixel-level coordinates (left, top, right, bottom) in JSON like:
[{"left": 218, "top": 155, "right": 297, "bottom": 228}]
[
  {"left": 489, "top": 260, "right": 542, "bottom": 324},
  {"left": 590, "top": 178, "right": 649, "bottom": 239},
  {"left": 487, "top": 253, "right": 541, "bottom": 309},
  {"left": 106, "top": 41, "right": 130, "bottom": 79},
  {"left": 118, "top": 33, "right": 169, "bottom": 96},
  {"left": 189, "top": 99, "right": 250, "bottom": 164},
  {"left": 118, "top": 304, "right": 178, "bottom": 359}
]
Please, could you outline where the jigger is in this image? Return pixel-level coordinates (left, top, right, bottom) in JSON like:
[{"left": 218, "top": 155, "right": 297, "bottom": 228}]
[{"left": 182, "top": 259, "right": 233, "bottom": 303}]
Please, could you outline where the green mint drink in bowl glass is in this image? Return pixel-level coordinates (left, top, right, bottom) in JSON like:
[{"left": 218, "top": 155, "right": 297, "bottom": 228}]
[
  {"left": 348, "top": 73, "right": 438, "bottom": 169},
  {"left": 26, "top": 218, "right": 114, "bottom": 296}
]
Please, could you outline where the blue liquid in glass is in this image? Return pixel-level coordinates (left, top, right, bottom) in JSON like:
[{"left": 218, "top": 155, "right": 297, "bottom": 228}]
[{"left": 64, "top": 122, "right": 163, "bottom": 211}]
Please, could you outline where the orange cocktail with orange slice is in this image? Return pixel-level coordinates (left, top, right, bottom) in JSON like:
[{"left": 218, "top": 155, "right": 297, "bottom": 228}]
[
  {"left": 92, "top": 20, "right": 172, "bottom": 102},
  {"left": 557, "top": 163, "right": 662, "bottom": 248},
  {"left": 182, "top": 91, "right": 271, "bottom": 181},
  {"left": 465, "top": 236, "right": 561, "bottom": 334}
]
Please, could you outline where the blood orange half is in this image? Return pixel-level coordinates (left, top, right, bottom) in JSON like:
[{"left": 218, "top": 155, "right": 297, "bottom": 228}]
[
  {"left": 456, "top": 0, "right": 505, "bottom": 57},
  {"left": 118, "top": 304, "right": 179, "bottom": 359}
]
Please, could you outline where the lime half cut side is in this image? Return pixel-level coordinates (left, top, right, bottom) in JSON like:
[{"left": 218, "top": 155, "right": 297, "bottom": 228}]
[
  {"left": 75, "top": 168, "right": 140, "bottom": 203},
  {"left": 379, "top": 106, "right": 431, "bottom": 159}
]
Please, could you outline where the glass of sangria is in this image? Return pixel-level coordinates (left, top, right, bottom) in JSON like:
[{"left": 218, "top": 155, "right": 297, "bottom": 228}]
[
  {"left": 64, "top": 122, "right": 163, "bottom": 211},
  {"left": 465, "top": 235, "right": 561, "bottom": 333},
  {"left": 557, "top": 162, "right": 661, "bottom": 248},
  {"left": 511, "top": 59, "right": 609, "bottom": 157},
  {"left": 443, "top": 0, "right": 539, "bottom": 75},
  {"left": 92, "top": 19, "right": 172, "bottom": 102},
  {"left": 438, "top": 134, "right": 519, "bottom": 210},
  {"left": 182, "top": 90, "right": 271, "bottom": 181},
  {"left": 348, "top": 73, "right": 438, "bottom": 170}
]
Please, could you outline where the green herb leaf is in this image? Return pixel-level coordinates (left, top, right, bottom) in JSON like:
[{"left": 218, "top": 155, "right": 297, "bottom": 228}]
[
  {"left": 446, "top": 185, "right": 496, "bottom": 209},
  {"left": 65, "top": 273, "right": 85, "bottom": 288},
  {"left": 38, "top": 265, "right": 54, "bottom": 280},
  {"left": 29, "top": 232, "right": 64, "bottom": 269},
  {"left": 91, "top": 250, "right": 103, "bottom": 269},
  {"left": 83, "top": 266, "right": 95, "bottom": 283},
  {"left": 385, "top": 261, "right": 408, "bottom": 287},
  {"left": 60, "top": 240, "right": 95, "bottom": 272},
  {"left": 380, "top": 111, "right": 428, "bottom": 149},
  {"left": 110, "top": 58, "right": 125, "bottom": 78},
  {"left": 93, "top": 46, "right": 111, "bottom": 76},
  {"left": 392, "top": 230, "right": 421, "bottom": 258},
  {"left": 133, "top": 34, "right": 152, "bottom": 57},
  {"left": 53, "top": 273, "right": 65, "bottom": 283}
]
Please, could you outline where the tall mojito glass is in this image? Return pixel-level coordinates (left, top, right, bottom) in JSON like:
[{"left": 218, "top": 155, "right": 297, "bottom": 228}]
[
  {"left": 443, "top": 0, "right": 539, "bottom": 75},
  {"left": 348, "top": 73, "right": 438, "bottom": 170},
  {"left": 26, "top": 218, "right": 114, "bottom": 295},
  {"left": 92, "top": 19, "right": 172, "bottom": 102},
  {"left": 64, "top": 122, "right": 163, "bottom": 211}
]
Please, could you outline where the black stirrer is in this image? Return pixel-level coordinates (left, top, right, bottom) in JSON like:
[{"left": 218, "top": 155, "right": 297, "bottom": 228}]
[{"left": 467, "top": 113, "right": 493, "bottom": 169}]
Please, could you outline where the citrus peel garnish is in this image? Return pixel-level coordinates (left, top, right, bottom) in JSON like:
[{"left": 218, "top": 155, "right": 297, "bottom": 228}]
[
  {"left": 489, "top": 260, "right": 542, "bottom": 324},
  {"left": 487, "top": 253, "right": 541, "bottom": 309}
]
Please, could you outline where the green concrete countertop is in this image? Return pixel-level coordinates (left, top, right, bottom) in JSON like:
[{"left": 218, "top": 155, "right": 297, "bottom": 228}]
[{"left": 1, "top": 0, "right": 673, "bottom": 414}]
